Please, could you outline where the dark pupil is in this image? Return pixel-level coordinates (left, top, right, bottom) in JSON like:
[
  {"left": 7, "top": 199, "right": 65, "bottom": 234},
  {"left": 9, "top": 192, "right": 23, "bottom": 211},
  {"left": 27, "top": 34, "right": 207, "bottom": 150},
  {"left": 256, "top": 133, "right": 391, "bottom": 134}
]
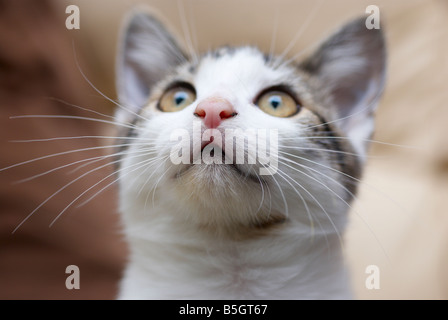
[
  {"left": 174, "top": 91, "right": 187, "bottom": 106},
  {"left": 269, "top": 96, "right": 282, "bottom": 109}
]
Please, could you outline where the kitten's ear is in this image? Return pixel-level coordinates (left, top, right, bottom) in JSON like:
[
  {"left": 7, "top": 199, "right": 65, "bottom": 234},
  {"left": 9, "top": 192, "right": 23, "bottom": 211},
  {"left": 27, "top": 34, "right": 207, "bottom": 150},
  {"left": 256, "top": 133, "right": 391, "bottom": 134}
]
[
  {"left": 300, "top": 17, "right": 386, "bottom": 157},
  {"left": 116, "top": 10, "right": 187, "bottom": 122}
]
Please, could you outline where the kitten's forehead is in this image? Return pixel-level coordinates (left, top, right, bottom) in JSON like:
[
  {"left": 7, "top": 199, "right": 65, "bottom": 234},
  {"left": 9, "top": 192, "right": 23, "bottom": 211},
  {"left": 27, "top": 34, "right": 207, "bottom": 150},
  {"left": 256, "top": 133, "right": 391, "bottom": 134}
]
[{"left": 191, "top": 47, "right": 294, "bottom": 101}]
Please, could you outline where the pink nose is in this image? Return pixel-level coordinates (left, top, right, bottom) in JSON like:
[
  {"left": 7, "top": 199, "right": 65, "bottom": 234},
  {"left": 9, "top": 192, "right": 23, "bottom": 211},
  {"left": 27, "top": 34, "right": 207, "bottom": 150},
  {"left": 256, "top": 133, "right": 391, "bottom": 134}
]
[{"left": 194, "top": 97, "right": 237, "bottom": 128}]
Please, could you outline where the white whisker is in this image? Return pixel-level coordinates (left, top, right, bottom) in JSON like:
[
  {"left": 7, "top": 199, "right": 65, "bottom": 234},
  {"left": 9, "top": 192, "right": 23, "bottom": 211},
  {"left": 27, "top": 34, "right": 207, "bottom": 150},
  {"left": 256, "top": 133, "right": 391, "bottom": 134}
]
[
  {"left": 275, "top": 167, "right": 316, "bottom": 239},
  {"left": 75, "top": 155, "right": 166, "bottom": 210},
  {"left": 68, "top": 147, "right": 156, "bottom": 174},
  {"left": 277, "top": 162, "right": 344, "bottom": 250},
  {"left": 281, "top": 145, "right": 365, "bottom": 158},
  {"left": 12, "top": 155, "right": 123, "bottom": 234},
  {"left": 252, "top": 167, "right": 266, "bottom": 215},
  {"left": 72, "top": 40, "right": 151, "bottom": 124},
  {"left": 13, "top": 147, "right": 156, "bottom": 184},
  {"left": 268, "top": 8, "right": 280, "bottom": 62},
  {"left": 278, "top": 155, "right": 390, "bottom": 262},
  {"left": 10, "top": 135, "right": 158, "bottom": 143},
  {"left": 0, "top": 142, "right": 155, "bottom": 173},
  {"left": 269, "top": 166, "right": 289, "bottom": 218},
  {"left": 10, "top": 115, "right": 141, "bottom": 131},
  {"left": 177, "top": 0, "right": 198, "bottom": 65},
  {"left": 275, "top": 0, "right": 324, "bottom": 68},
  {"left": 277, "top": 149, "right": 411, "bottom": 217},
  {"left": 280, "top": 135, "right": 421, "bottom": 150},
  {"left": 47, "top": 97, "right": 121, "bottom": 123},
  {"left": 136, "top": 155, "right": 170, "bottom": 199},
  {"left": 149, "top": 159, "right": 172, "bottom": 210},
  {"left": 50, "top": 155, "right": 163, "bottom": 227}
]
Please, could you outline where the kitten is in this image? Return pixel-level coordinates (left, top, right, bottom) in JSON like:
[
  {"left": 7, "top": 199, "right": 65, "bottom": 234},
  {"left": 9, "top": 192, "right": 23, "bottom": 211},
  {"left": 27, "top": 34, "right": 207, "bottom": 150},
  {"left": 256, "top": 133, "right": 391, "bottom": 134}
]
[{"left": 115, "top": 9, "right": 386, "bottom": 299}]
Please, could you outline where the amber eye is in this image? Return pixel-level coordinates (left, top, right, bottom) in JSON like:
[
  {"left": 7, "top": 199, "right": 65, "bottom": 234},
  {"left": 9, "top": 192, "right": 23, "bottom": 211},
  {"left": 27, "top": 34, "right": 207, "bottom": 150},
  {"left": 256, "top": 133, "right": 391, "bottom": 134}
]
[
  {"left": 158, "top": 83, "right": 196, "bottom": 112},
  {"left": 255, "top": 89, "right": 299, "bottom": 117}
]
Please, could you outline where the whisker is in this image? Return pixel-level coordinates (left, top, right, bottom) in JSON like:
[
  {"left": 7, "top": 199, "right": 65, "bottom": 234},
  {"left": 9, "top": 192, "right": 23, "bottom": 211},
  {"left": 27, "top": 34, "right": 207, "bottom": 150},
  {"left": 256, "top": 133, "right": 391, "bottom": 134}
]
[
  {"left": 50, "top": 155, "right": 162, "bottom": 227},
  {"left": 176, "top": 0, "right": 198, "bottom": 65},
  {"left": 268, "top": 7, "right": 280, "bottom": 62},
  {"left": 277, "top": 155, "right": 390, "bottom": 262},
  {"left": 10, "top": 135, "right": 159, "bottom": 143},
  {"left": 0, "top": 142, "right": 155, "bottom": 173},
  {"left": 187, "top": 4, "right": 199, "bottom": 61},
  {"left": 279, "top": 150, "right": 354, "bottom": 195},
  {"left": 277, "top": 148, "right": 409, "bottom": 215},
  {"left": 11, "top": 155, "right": 125, "bottom": 234},
  {"left": 276, "top": 162, "right": 344, "bottom": 250},
  {"left": 10, "top": 115, "right": 141, "bottom": 131},
  {"left": 46, "top": 97, "right": 122, "bottom": 123},
  {"left": 68, "top": 146, "right": 155, "bottom": 174},
  {"left": 274, "top": 167, "right": 316, "bottom": 239},
  {"left": 281, "top": 145, "right": 367, "bottom": 158},
  {"left": 274, "top": 0, "right": 324, "bottom": 68},
  {"left": 75, "top": 155, "right": 166, "bottom": 209},
  {"left": 280, "top": 135, "right": 421, "bottom": 150},
  {"left": 267, "top": 165, "right": 289, "bottom": 218},
  {"left": 72, "top": 40, "right": 151, "bottom": 124},
  {"left": 149, "top": 158, "right": 172, "bottom": 209},
  {"left": 13, "top": 147, "right": 156, "bottom": 184},
  {"left": 276, "top": 42, "right": 313, "bottom": 69},
  {"left": 137, "top": 155, "right": 170, "bottom": 199},
  {"left": 304, "top": 88, "right": 386, "bottom": 133},
  {"left": 252, "top": 167, "right": 266, "bottom": 215}
]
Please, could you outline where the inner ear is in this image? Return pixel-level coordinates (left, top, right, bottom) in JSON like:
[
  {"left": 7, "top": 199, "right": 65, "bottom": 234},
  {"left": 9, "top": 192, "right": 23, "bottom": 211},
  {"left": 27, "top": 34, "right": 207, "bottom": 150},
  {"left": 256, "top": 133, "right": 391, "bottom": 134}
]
[{"left": 116, "top": 10, "right": 187, "bottom": 122}]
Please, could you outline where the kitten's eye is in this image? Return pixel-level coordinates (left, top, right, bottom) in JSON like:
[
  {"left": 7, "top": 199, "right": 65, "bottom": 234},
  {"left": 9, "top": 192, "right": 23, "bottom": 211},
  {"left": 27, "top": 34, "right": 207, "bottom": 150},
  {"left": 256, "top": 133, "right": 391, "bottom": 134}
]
[
  {"left": 158, "top": 83, "right": 196, "bottom": 112},
  {"left": 255, "top": 89, "right": 299, "bottom": 117}
]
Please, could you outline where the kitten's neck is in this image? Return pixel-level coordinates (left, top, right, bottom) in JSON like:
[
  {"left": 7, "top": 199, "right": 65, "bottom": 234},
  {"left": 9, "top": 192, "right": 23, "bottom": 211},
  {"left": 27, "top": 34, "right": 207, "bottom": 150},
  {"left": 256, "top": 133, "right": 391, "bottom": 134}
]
[{"left": 118, "top": 207, "right": 352, "bottom": 299}]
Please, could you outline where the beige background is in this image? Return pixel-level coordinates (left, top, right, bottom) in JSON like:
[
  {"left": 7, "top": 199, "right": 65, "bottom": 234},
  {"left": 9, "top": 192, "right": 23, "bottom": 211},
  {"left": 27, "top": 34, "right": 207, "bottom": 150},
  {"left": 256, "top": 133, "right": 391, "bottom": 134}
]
[{"left": 10, "top": 0, "right": 448, "bottom": 298}]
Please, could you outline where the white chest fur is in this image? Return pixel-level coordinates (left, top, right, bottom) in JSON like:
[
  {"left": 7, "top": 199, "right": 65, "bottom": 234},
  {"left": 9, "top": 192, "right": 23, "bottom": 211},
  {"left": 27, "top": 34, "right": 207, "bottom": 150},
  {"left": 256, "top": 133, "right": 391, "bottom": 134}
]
[{"left": 117, "top": 202, "right": 352, "bottom": 299}]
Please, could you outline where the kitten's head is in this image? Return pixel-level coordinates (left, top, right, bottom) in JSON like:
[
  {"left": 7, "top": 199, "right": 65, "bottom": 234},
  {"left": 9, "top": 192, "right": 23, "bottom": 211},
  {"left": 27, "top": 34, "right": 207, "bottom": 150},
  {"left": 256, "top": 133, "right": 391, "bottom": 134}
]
[{"left": 115, "top": 10, "right": 386, "bottom": 234}]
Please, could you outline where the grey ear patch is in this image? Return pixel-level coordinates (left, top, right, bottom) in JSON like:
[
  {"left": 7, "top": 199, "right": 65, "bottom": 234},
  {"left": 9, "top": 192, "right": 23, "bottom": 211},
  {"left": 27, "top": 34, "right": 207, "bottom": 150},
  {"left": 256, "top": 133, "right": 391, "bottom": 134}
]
[
  {"left": 116, "top": 9, "right": 187, "bottom": 123},
  {"left": 300, "top": 17, "right": 387, "bottom": 158}
]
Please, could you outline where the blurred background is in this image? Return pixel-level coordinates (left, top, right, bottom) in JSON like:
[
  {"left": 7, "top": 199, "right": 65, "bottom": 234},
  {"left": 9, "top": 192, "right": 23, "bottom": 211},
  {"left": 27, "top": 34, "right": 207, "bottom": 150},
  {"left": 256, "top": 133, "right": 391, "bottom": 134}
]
[{"left": 0, "top": 0, "right": 447, "bottom": 299}]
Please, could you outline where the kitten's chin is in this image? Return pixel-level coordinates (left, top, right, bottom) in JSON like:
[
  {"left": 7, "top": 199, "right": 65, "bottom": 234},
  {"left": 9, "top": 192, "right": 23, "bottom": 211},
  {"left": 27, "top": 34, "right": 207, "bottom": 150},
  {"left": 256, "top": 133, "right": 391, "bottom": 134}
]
[
  {"left": 175, "top": 162, "right": 260, "bottom": 184},
  {"left": 170, "top": 163, "right": 281, "bottom": 232}
]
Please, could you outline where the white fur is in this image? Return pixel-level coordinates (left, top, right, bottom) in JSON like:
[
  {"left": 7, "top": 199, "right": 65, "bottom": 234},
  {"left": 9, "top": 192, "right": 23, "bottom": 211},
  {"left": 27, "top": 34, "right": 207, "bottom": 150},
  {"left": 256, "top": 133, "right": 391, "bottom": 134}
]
[{"left": 118, "top": 214, "right": 352, "bottom": 299}]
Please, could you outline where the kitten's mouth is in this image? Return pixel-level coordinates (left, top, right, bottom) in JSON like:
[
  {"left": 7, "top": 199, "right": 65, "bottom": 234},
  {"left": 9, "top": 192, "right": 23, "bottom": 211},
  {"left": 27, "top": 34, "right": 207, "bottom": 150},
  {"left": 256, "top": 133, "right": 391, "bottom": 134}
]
[
  {"left": 176, "top": 163, "right": 260, "bottom": 184},
  {"left": 174, "top": 143, "right": 261, "bottom": 183}
]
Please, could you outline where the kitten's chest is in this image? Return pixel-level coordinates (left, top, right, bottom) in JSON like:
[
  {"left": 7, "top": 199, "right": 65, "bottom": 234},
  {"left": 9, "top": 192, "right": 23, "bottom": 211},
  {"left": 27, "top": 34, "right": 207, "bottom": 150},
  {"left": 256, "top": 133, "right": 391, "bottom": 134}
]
[{"left": 120, "top": 224, "right": 350, "bottom": 299}]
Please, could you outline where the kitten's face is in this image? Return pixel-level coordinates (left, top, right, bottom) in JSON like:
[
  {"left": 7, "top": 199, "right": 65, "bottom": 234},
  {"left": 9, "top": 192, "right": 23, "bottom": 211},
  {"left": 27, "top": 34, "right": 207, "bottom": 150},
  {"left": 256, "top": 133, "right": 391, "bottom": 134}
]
[{"left": 116, "top": 12, "right": 385, "bottom": 233}]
